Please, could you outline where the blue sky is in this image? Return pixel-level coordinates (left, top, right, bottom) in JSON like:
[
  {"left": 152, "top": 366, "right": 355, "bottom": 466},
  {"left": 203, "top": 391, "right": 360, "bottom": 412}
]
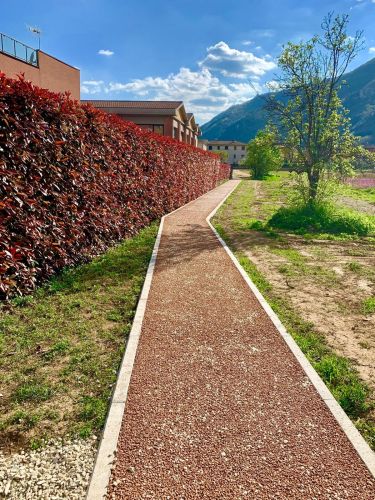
[{"left": 3, "top": 0, "right": 375, "bottom": 123}]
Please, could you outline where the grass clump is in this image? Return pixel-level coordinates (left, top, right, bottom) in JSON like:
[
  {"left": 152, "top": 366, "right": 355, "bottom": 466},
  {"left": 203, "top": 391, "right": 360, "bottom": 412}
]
[
  {"left": 362, "top": 297, "right": 375, "bottom": 315},
  {"left": 347, "top": 261, "right": 363, "bottom": 273},
  {"left": 315, "top": 355, "right": 369, "bottom": 416},
  {"left": 14, "top": 382, "right": 53, "bottom": 403},
  {"left": 269, "top": 203, "right": 375, "bottom": 236}
]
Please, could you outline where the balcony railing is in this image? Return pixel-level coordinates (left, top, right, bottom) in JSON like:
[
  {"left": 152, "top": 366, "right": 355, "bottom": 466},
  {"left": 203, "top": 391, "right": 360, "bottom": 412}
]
[{"left": 0, "top": 33, "right": 38, "bottom": 67}]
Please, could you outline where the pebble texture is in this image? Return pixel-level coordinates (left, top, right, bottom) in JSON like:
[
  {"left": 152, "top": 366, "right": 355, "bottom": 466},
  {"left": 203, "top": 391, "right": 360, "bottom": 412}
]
[
  {"left": 0, "top": 436, "right": 97, "bottom": 499},
  {"left": 107, "top": 181, "right": 375, "bottom": 499}
]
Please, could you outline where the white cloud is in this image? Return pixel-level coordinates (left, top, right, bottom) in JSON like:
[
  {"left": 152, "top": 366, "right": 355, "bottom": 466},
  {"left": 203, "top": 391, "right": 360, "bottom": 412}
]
[
  {"left": 82, "top": 80, "right": 104, "bottom": 86},
  {"left": 100, "top": 67, "right": 261, "bottom": 122},
  {"left": 80, "top": 80, "right": 104, "bottom": 94},
  {"left": 82, "top": 41, "right": 276, "bottom": 122},
  {"left": 242, "top": 40, "right": 253, "bottom": 46},
  {"left": 369, "top": 47, "right": 375, "bottom": 53},
  {"left": 258, "top": 29, "right": 275, "bottom": 38},
  {"left": 98, "top": 49, "right": 114, "bottom": 56},
  {"left": 199, "top": 41, "right": 275, "bottom": 78}
]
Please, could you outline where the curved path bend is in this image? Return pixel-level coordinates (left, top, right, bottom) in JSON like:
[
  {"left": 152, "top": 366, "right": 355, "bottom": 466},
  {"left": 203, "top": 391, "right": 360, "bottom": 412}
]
[{"left": 106, "top": 180, "right": 374, "bottom": 499}]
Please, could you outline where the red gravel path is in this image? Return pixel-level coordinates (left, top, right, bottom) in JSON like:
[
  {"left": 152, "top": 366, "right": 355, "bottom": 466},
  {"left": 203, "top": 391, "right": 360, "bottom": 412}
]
[{"left": 107, "top": 181, "right": 375, "bottom": 499}]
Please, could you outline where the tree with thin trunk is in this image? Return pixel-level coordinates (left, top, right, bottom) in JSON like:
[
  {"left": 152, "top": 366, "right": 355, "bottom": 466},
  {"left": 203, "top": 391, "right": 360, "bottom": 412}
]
[{"left": 266, "top": 12, "right": 366, "bottom": 205}]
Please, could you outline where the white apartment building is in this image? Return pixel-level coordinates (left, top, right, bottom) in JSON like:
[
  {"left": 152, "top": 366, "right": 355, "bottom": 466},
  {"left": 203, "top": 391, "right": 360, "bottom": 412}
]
[{"left": 207, "top": 140, "right": 247, "bottom": 166}]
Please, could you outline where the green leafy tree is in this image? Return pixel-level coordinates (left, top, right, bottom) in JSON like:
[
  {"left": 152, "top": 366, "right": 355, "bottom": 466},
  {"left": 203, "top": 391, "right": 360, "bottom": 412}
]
[
  {"left": 266, "top": 13, "right": 369, "bottom": 204},
  {"left": 243, "top": 127, "right": 283, "bottom": 179},
  {"left": 212, "top": 150, "right": 229, "bottom": 163}
]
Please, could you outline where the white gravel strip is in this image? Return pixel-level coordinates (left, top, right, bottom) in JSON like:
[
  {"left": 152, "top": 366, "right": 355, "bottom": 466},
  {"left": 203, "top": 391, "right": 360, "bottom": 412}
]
[{"left": 0, "top": 436, "right": 97, "bottom": 499}]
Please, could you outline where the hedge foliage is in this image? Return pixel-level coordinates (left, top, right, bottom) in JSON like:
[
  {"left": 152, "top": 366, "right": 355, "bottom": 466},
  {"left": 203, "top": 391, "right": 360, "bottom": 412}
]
[{"left": 0, "top": 74, "right": 230, "bottom": 299}]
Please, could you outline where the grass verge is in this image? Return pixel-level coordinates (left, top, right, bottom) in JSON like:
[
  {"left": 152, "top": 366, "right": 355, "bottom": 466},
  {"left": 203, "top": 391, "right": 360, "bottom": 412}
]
[
  {"left": 0, "top": 223, "right": 158, "bottom": 452},
  {"left": 339, "top": 183, "right": 375, "bottom": 205},
  {"left": 213, "top": 183, "right": 375, "bottom": 450}
]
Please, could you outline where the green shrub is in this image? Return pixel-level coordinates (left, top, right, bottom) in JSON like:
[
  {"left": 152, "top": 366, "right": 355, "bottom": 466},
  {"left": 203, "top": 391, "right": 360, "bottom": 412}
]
[{"left": 269, "top": 203, "right": 375, "bottom": 235}]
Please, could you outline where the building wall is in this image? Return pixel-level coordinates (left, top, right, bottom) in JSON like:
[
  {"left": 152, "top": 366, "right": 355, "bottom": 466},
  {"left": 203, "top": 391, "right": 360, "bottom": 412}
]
[
  {"left": 198, "top": 140, "right": 208, "bottom": 151},
  {"left": 116, "top": 113, "right": 170, "bottom": 136},
  {"left": 83, "top": 103, "right": 200, "bottom": 146},
  {"left": 0, "top": 51, "right": 80, "bottom": 99},
  {"left": 114, "top": 113, "right": 198, "bottom": 145},
  {"left": 207, "top": 141, "right": 247, "bottom": 165}
]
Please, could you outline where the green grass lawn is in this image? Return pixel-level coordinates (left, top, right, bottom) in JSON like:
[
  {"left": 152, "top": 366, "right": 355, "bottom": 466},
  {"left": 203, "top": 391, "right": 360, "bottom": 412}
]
[
  {"left": 339, "top": 183, "right": 375, "bottom": 205},
  {"left": 0, "top": 223, "right": 158, "bottom": 452},
  {"left": 213, "top": 177, "right": 375, "bottom": 449}
]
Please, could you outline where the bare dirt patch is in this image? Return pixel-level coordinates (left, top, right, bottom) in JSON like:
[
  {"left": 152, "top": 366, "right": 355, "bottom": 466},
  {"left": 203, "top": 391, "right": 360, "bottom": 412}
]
[{"left": 232, "top": 168, "right": 251, "bottom": 180}]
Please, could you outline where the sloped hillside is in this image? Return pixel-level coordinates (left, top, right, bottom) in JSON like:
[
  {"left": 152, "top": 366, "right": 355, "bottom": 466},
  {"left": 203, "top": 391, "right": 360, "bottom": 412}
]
[{"left": 202, "top": 57, "right": 375, "bottom": 144}]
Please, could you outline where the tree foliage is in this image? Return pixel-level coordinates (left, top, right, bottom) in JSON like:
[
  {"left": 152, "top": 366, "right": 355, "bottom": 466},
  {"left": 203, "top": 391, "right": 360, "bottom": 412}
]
[
  {"left": 212, "top": 149, "right": 229, "bottom": 163},
  {"left": 266, "top": 13, "right": 370, "bottom": 204},
  {"left": 243, "top": 127, "right": 283, "bottom": 179}
]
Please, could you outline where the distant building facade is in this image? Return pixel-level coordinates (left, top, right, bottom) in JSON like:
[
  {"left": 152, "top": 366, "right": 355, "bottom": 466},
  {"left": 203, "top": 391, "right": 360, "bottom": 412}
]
[
  {"left": 207, "top": 140, "right": 247, "bottom": 166},
  {"left": 198, "top": 139, "right": 208, "bottom": 150},
  {"left": 83, "top": 100, "right": 201, "bottom": 146},
  {"left": 0, "top": 33, "right": 80, "bottom": 99}
]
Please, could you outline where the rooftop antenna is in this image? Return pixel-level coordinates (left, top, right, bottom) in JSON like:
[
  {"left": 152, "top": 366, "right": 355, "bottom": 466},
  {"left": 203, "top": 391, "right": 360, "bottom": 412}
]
[{"left": 27, "top": 25, "right": 41, "bottom": 50}]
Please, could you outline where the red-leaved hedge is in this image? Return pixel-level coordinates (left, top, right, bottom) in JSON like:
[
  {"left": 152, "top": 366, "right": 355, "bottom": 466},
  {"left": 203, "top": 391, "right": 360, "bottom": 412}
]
[{"left": 0, "top": 74, "right": 230, "bottom": 299}]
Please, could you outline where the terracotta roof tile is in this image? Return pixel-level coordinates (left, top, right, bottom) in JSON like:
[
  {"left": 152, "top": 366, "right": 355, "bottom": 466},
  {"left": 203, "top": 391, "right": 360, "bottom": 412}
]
[{"left": 82, "top": 100, "right": 183, "bottom": 110}]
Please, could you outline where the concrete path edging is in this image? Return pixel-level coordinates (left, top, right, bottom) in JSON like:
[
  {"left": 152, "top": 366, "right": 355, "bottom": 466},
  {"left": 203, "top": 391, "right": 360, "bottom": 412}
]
[
  {"left": 85, "top": 217, "right": 165, "bottom": 500},
  {"left": 206, "top": 182, "right": 375, "bottom": 478}
]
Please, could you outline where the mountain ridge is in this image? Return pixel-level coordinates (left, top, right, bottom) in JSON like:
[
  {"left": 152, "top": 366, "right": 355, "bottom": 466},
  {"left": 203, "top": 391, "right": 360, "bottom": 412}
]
[{"left": 201, "top": 57, "right": 375, "bottom": 145}]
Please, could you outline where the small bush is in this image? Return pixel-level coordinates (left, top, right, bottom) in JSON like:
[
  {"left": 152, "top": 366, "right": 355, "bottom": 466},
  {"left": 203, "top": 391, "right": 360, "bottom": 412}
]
[{"left": 269, "top": 203, "right": 375, "bottom": 235}]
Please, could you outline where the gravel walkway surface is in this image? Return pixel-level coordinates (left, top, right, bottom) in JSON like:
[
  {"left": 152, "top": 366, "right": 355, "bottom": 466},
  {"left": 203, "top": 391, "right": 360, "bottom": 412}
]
[
  {"left": 0, "top": 436, "right": 97, "bottom": 499},
  {"left": 107, "top": 181, "right": 375, "bottom": 499}
]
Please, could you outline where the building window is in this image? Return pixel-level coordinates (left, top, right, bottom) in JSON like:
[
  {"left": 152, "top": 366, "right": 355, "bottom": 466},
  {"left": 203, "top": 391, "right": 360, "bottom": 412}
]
[
  {"left": 217, "top": 145, "right": 221, "bottom": 150},
  {"left": 225, "top": 145, "right": 228, "bottom": 150},
  {"left": 174, "top": 127, "right": 178, "bottom": 139},
  {"left": 234, "top": 154, "right": 236, "bottom": 159},
  {"left": 139, "top": 124, "right": 153, "bottom": 131},
  {"left": 208, "top": 145, "right": 212, "bottom": 150},
  {"left": 139, "top": 124, "right": 164, "bottom": 135},
  {"left": 153, "top": 125, "right": 164, "bottom": 135},
  {"left": 242, "top": 146, "right": 245, "bottom": 150}
]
